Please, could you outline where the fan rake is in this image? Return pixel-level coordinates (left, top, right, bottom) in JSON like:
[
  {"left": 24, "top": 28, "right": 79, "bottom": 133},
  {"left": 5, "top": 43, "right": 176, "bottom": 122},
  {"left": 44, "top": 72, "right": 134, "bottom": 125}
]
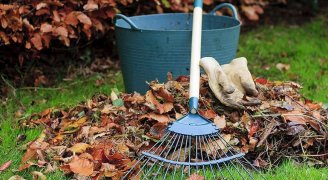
[{"left": 123, "top": 1, "right": 265, "bottom": 179}]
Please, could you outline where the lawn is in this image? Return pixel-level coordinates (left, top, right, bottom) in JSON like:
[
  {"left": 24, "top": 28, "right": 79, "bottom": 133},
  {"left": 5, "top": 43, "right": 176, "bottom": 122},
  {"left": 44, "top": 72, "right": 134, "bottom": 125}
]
[{"left": 0, "top": 16, "right": 327, "bottom": 179}]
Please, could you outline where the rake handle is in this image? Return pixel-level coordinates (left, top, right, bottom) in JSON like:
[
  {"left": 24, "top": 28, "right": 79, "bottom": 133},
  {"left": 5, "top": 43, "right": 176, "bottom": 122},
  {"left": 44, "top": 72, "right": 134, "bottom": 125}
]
[{"left": 189, "top": 0, "right": 203, "bottom": 113}]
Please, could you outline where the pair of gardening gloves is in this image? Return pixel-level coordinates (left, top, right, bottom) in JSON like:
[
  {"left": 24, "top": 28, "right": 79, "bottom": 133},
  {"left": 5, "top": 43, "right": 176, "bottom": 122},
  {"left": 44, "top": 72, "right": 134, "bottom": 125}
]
[{"left": 200, "top": 57, "right": 260, "bottom": 109}]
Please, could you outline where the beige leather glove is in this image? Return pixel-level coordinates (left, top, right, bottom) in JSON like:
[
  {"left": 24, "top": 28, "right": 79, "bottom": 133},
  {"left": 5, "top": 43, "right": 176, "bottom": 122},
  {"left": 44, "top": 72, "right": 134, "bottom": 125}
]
[{"left": 200, "top": 57, "right": 259, "bottom": 109}]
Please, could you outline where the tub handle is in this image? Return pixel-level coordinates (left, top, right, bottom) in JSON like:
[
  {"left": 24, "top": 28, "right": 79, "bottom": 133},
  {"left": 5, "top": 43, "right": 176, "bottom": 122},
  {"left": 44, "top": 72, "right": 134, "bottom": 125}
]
[
  {"left": 114, "top": 14, "right": 140, "bottom": 30},
  {"left": 209, "top": 3, "right": 239, "bottom": 20}
]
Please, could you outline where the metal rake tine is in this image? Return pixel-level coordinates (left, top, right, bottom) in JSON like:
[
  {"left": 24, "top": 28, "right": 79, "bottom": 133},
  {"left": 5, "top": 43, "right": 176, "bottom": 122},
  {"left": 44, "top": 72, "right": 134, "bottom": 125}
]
[
  {"left": 195, "top": 135, "right": 199, "bottom": 172},
  {"left": 203, "top": 135, "right": 227, "bottom": 179},
  {"left": 198, "top": 136, "right": 207, "bottom": 177},
  {"left": 162, "top": 133, "right": 183, "bottom": 179},
  {"left": 215, "top": 133, "right": 257, "bottom": 180},
  {"left": 150, "top": 133, "right": 182, "bottom": 179},
  {"left": 181, "top": 134, "right": 189, "bottom": 180},
  {"left": 207, "top": 135, "right": 237, "bottom": 180},
  {"left": 240, "top": 156, "right": 267, "bottom": 179},
  {"left": 138, "top": 133, "right": 178, "bottom": 179},
  {"left": 209, "top": 134, "right": 249, "bottom": 180},
  {"left": 188, "top": 135, "right": 192, "bottom": 176},
  {"left": 172, "top": 134, "right": 185, "bottom": 179},
  {"left": 201, "top": 136, "right": 217, "bottom": 179},
  {"left": 123, "top": 132, "right": 171, "bottom": 179}
]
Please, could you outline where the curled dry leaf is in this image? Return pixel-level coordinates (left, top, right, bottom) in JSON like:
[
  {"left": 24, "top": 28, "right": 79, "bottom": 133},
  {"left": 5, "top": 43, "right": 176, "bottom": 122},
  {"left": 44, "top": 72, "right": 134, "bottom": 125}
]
[
  {"left": 214, "top": 115, "right": 226, "bottom": 129},
  {"left": 31, "top": 171, "right": 46, "bottom": 180},
  {"left": 68, "top": 143, "right": 90, "bottom": 153},
  {"left": 0, "top": 160, "right": 12, "bottom": 172}
]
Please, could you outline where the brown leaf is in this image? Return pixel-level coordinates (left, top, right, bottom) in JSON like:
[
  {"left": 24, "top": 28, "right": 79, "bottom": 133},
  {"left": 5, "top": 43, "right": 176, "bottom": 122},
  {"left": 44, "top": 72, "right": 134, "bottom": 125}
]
[
  {"left": 31, "top": 171, "right": 46, "bottom": 180},
  {"left": 40, "top": 23, "right": 52, "bottom": 33},
  {"left": 214, "top": 115, "right": 226, "bottom": 129},
  {"left": 100, "top": 163, "right": 117, "bottom": 177},
  {"left": 146, "top": 90, "right": 173, "bottom": 114},
  {"left": 140, "top": 113, "right": 171, "bottom": 124},
  {"left": 84, "top": 0, "right": 99, "bottom": 11},
  {"left": 77, "top": 13, "right": 92, "bottom": 26},
  {"left": 0, "top": 160, "right": 12, "bottom": 172},
  {"left": 156, "top": 87, "right": 174, "bottom": 102},
  {"left": 69, "top": 156, "right": 94, "bottom": 176},
  {"left": 241, "top": 6, "right": 259, "bottom": 21},
  {"left": 282, "top": 111, "right": 307, "bottom": 125},
  {"left": 53, "top": 26, "right": 68, "bottom": 37},
  {"left": 36, "top": 2, "right": 47, "bottom": 10},
  {"left": 52, "top": 10, "right": 60, "bottom": 22},
  {"left": 203, "top": 0, "right": 214, "bottom": 5},
  {"left": 68, "top": 143, "right": 90, "bottom": 153},
  {"left": 30, "top": 33, "right": 43, "bottom": 50},
  {"left": 65, "top": 12, "right": 79, "bottom": 27},
  {"left": 187, "top": 173, "right": 205, "bottom": 180},
  {"left": 198, "top": 109, "right": 217, "bottom": 119}
]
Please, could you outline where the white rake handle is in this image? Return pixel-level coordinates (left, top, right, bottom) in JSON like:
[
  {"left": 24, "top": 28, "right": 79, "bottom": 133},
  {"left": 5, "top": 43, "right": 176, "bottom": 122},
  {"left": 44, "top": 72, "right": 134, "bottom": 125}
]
[{"left": 189, "top": 0, "right": 203, "bottom": 113}]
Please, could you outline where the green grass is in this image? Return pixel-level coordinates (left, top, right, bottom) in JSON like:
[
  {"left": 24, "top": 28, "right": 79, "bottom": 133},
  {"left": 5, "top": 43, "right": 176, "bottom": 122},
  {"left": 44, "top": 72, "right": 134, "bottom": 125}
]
[
  {"left": 0, "top": 16, "right": 327, "bottom": 179},
  {"left": 238, "top": 17, "right": 328, "bottom": 102}
]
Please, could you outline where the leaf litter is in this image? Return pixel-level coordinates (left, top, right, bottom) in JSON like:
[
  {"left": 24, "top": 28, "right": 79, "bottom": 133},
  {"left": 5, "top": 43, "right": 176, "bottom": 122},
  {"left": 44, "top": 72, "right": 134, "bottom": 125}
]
[{"left": 18, "top": 74, "right": 327, "bottom": 179}]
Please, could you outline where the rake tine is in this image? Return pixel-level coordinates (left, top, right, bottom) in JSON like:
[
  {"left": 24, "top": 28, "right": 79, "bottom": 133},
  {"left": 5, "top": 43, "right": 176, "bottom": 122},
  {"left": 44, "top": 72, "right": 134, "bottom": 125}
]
[
  {"left": 123, "top": 132, "right": 171, "bottom": 179},
  {"left": 140, "top": 133, "right": 178, "bottom": 179},
  {"left": 195, "top": 135, "right": 199, "bottom": 173},
  {"left": 181, "top": 134, "right": 189, "bottom": 180},
  {"left": 198, "top": 136, "right": 207, "bottom": 177},
  {"left": 207, "top": 135, "right": 236, "bottom": 180},
  {"left": 203, "top": 135, "right": 226, "bottom": 179},
  {"left": 215, "top": 133, "right": 257, "bottom": 180},
  {"left": 209, "top": 134, "right": 249, "bottom": 180},
  {"left": 201, "top": 136, "right": 216, "bottom": 179},
  {"left": 151, "top": 133, "right": 181, "bottom": 179},
  {"left": 188, "top": 135, "right": 192, "bottom": 176},
  {"left": 173, "top": 134, "right": 185, "bottom": 179},
  {"left": 162, "top": 134, "right": 183, "bottom": 179}
]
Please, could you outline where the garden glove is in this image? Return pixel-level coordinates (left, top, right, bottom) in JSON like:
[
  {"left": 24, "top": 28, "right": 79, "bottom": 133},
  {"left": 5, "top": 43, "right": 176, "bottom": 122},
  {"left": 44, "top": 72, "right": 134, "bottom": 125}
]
[{"left": 200, "top": 57, "right": 259, "bottom": 109}]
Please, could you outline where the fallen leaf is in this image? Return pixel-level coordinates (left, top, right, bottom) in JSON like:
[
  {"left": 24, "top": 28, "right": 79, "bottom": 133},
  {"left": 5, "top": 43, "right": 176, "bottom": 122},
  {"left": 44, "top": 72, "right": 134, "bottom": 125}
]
[
  {"left": 214, "top": 115, "right": 226, "bottom": 129},
  {"left": 276, "top": 63, "right": 290, "bottom": 71},
  {"left": 68, "top": 143, "right": 90, "bottom": 153},
  {"left": 198, "top": 109, "right": 217, "bottom": 119},
  {"left": 69, "top": 156, "right": 94, "bottom": 176},
  {"left": 0, "top": 160, "right": 12, "bottom": 172},
  {"left": 8, "top": 175, "right": 26, "bottom": 180},
  {"left": 187, "top": 173, "right": 205, "bottom": 180},
  {"left": 31, "top": 171, "right": 46, "bottom": 180},
  {"left": 140, "top": 113, "right": 171, "bottom": 124}
]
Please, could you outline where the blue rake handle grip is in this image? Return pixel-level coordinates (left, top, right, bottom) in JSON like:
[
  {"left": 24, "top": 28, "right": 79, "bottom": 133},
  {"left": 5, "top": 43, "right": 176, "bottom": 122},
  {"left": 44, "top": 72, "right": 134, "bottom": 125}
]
[
  {"left": 209, "top": 3, "right": 239, "bottom": 20},
  {"left": 114, "top": 14, "right": 140, "bottom": 30}
]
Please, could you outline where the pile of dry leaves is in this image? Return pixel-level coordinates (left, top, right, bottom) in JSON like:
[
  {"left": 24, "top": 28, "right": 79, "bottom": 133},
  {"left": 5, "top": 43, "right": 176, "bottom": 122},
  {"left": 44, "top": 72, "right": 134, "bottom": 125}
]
[{"left": 17, "top": 74, "right": 327, "bottom": 179}]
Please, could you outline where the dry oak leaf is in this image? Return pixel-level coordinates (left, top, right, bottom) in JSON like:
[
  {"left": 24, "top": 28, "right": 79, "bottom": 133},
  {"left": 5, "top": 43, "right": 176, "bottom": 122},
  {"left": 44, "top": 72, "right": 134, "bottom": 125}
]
[
  {"left": 40, "top": 23, "right": 52, "bottom": 33},
  {"left": 69, "top": 156, "right": 94, "bottom": 176},
  {"left": 214, "top": 115, "right": 226, "bottom": 129},
  {"left": 77, "top": 12, "right": 92, "bottom": 26},
  {"left": 65, "top": 12, "right": 79, "bottom": 27},
  {"left": 30, "top": 33, "right": 43, "bottom": 50},
  {"left": 241, "top": 6, "right": 259, "bottom": 21},
  {"left": 145, "top": 90, "right": 173, "bottom": 114},
  {"left": 68, "top": 143, "right": 90, "bottom": 153},
  {"left": 187, "top": 173, "right": 205, "bottom": 180},
  {"left": 282, "top": 110, "right": 308, "bottom": 125},
  {"left": 53, "top": 26, "right": 68, "bottom": 37},
  {"left": 140, "top": 112, "right": 171, "bottom": 124},
  {"left": 100, "top": 163, "right": 118, "bottom": 177},
  {"left": 84, "top": 0, "right": 99, "bottom": 11}
]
